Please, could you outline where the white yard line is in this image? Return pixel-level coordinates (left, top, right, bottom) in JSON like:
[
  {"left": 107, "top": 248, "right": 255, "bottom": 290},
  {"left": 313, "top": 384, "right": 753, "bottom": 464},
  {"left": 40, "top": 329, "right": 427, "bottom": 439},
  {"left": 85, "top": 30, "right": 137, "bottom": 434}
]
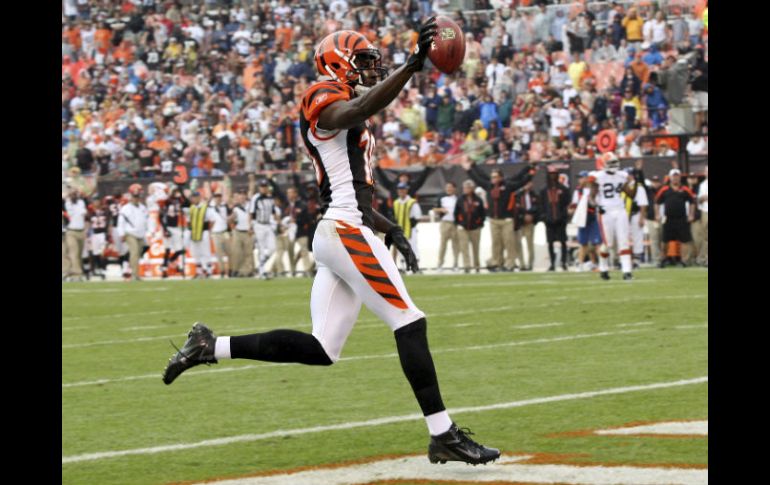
[
  {"left": 514, "top": 322, "right": 564, "bottom": 329},
  {"left": 61, "top": 376, "right": 707, "bottom": 464},
  {"left": 616, "top": 321, "right": 655, "bottom": 328},
  {"left": 62, "top": 329, "right": 647, "bottom": 388},
  {"left": 674, "top": 324, "right": 708, "bottom": 330}
]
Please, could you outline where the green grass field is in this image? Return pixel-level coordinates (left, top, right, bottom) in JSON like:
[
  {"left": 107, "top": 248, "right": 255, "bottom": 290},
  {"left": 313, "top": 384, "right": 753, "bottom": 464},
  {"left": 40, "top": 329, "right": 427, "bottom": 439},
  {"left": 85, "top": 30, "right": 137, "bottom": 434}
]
[{"left": 62, "top": 268, "right": 707, "bottom": 485}]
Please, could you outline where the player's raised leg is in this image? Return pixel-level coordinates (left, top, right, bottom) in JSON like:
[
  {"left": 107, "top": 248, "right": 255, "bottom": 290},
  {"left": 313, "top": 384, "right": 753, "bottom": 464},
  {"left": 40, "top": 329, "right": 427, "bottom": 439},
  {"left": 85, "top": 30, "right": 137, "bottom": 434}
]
[{"left": 313, "top": 219, "right": 499, "bottom": 464}]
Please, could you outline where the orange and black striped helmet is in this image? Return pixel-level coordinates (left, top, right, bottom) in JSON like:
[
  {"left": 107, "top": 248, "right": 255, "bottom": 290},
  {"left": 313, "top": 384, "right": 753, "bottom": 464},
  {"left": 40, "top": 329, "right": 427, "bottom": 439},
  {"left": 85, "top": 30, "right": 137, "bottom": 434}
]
[{"left": 314, "top": 31, "right": 387, "bottom": 86}]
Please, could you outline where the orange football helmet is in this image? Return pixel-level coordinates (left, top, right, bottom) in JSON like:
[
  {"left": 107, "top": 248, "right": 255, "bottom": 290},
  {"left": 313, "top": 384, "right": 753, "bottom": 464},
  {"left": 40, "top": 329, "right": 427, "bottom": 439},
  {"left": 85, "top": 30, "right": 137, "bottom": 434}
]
[{"left": 314, "top": 31, "right": 387, "bottom": 87}]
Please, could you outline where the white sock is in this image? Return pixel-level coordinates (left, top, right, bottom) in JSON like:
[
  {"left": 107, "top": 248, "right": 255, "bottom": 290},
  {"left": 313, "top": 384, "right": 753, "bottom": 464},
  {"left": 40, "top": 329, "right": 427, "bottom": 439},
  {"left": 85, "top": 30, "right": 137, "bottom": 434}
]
[
  {"left": 214, "top": 336, "right": 231, "bottom": 360},
  {"left": 425, "top": 410, "right": 453, "bottom": 436},
  {"left": 620, "top": 253, "right": 633, "bottom": 273}
]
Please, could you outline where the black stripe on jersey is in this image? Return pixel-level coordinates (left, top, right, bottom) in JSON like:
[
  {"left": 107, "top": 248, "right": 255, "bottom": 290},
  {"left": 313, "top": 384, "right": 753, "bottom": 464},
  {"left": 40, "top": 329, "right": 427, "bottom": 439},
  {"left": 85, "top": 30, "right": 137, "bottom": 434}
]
[
  {"left": 337, "top": 242, "right": 371, "bottom": 258},
  {"left": 346, "top": 127, "right": 375, "bottom": 230}
]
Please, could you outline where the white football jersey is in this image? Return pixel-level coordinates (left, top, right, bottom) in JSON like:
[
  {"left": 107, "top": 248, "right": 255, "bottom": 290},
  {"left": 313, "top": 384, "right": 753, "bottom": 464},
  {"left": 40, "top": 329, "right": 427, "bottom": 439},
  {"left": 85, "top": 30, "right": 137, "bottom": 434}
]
[{"left": 590, "top": 170, "right": 629, "bottom": 211}]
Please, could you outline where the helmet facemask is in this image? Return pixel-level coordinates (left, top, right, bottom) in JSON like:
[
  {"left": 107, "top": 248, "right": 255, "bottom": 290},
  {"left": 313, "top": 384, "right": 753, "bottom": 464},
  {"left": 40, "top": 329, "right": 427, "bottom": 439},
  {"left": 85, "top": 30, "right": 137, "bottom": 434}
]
[{"left": 349, "top": 50, "right": 388, "bottom": 95}]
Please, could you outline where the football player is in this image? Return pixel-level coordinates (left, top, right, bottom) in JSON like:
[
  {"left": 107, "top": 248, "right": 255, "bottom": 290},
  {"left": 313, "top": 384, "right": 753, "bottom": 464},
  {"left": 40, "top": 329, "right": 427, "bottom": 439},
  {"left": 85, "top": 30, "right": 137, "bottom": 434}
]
[
  {"left": 588, "top": 152, "right": 637, "bottom": 280},
  {"left": 87, "top": 198, "right": 110, "bottom": 279},
  {"left": 163, "top": 19, "right": 500, "bottom": 465}
]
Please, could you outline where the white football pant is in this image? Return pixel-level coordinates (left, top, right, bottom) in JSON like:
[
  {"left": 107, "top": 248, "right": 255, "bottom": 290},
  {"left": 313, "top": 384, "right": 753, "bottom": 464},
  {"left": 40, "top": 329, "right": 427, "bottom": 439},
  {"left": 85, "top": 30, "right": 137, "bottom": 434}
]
[
  {"left": 598, "top": 208, "right": 632, "bottom": 273},
  {"left": 311, "top": 219, "right": 425, "bottom": 362}
]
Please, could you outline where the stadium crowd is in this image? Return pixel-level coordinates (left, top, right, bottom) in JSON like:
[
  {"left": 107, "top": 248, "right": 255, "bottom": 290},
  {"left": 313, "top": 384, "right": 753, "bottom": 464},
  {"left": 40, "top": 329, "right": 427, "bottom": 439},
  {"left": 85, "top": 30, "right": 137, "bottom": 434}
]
[
  {"left": 62, "top": 0, "right": 708, "bottom": 183},
  {"left": 61, "top": 0, "right": 708, "bottom": 281}
]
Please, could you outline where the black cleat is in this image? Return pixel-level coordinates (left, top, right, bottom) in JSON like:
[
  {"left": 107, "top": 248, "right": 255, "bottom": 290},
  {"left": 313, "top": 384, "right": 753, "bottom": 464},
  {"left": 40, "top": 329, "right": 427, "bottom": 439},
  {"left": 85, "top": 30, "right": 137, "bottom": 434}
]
[
  {"left": 600, "top": 271, "right": 610, "bottom": 280},
  {"left": 428, "top": 423, "right": 500, "bottom": 465},
  {"left": 162, "top": 322, "right": 218, "bottom": 385},
  {"left": 623, "top": 272, "right": 633, "bottom": 280}
]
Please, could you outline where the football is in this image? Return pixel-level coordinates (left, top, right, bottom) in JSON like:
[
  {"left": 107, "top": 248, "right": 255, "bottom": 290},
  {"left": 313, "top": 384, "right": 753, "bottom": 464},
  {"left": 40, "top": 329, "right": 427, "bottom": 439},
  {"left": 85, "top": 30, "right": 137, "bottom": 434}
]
[{"left": 427, "top": 16, "right": 465, "bottom": 74}]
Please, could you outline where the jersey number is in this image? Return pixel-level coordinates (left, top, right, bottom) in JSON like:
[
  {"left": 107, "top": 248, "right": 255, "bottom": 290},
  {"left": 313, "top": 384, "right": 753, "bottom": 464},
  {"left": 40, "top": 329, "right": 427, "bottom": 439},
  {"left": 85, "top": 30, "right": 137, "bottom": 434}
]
[
  {"left": 602, "top": 183, "right": 623, "bottom": 199},
  {"left": 359, "top": 130, "right": 375, "bottom": 185}
]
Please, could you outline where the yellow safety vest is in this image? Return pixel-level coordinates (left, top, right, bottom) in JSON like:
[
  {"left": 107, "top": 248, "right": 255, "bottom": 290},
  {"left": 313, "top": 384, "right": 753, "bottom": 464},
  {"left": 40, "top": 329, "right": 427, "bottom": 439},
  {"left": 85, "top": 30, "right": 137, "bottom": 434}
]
[
  {"left": 393, "top": 197, "right": 416, "bottom": 239},
  {"left": 620, "top": 191, "right": 633, "bottom": 217},
  {"left": 190, "top": 203, "right": 208, "bottom": 242}
]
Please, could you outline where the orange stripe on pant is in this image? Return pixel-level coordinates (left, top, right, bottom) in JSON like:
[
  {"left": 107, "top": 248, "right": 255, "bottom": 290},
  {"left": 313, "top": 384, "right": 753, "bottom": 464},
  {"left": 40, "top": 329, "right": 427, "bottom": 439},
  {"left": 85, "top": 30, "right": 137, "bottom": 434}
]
[{"left": 335, "top": 222, "right": 408, "bottom": 309}]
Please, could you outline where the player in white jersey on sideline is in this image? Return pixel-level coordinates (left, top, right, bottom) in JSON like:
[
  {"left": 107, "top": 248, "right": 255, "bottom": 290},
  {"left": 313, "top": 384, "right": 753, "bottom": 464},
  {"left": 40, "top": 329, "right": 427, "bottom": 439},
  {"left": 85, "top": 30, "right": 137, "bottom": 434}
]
[{"left": 588, "top": 152, "right": 637, "bottom": 280}]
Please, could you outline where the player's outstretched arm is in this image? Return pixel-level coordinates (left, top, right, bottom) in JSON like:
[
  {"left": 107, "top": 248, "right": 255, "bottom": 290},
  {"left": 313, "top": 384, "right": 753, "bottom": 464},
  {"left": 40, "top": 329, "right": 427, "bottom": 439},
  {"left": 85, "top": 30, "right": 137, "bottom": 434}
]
[{"left": 317, "top": 18, "right": 438, "bottom": 131}]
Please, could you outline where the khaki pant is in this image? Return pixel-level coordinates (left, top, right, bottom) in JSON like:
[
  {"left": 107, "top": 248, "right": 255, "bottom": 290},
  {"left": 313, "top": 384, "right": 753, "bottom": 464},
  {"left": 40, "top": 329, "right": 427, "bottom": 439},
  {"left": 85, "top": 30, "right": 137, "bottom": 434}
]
[
  {"left": 66, "top": 229, "right": 86, "bottom": 276},
  {"left": 62, "top": 233, "right": 71, "bottom": 275},
  {"left": 438, "top": 221, "right": 459, "bottom": 268},
  {"left": 699, "top": 212, "right": 708, "bottom": 264},
  {"left": 272, "top": 233, "right": 290, "bottom": 275},
  {"left": 211, "top": 231, "right": 230, "bottom": 275},
  {"left": 488, "top": 218, "right": 516, "bottom": 270},
  {"left": 457, "top": 227, "right": 481, "bottom": 271},
  {"left": 125, "top": 234, "right": 145, "bottom": 278},
  {"left": 230, "top": 231, "right": 255, "bottom": 276},
  {"left": 289, "top": 236, "right": 313, "bottom": 274},
  {"left": 514, "top": 223, "right": 535, "bottom": 270},
  {"left": 646, "top": 219, "right": 662, "bottom": 264}
]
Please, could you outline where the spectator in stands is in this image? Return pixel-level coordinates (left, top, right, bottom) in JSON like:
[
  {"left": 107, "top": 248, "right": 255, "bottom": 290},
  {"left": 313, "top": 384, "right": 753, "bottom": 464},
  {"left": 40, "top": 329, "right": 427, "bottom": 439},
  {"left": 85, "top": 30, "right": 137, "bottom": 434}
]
[
  {"left": 656, "top": 54, "right": 690, "bottom": 107},
  {"left": 643, "top": 82, "right": 669, "bottom": 129},
  {"left": 687, "top": 10, "right": 704, "bottom": 46},
  {"left": 454, "top": 179, "right": 486, "bottom": 274},
  {"left": 621, "top": 88, "right": 642, "bottom": 130},
  {"left": 622, "top": 7, "right": 644, "bottom": 49},
  {"left": 690, "top": 46, "right": 708, "bottom": 131},
  {"left": 686, "top": 136, "right": 708, "bottom": 155}
]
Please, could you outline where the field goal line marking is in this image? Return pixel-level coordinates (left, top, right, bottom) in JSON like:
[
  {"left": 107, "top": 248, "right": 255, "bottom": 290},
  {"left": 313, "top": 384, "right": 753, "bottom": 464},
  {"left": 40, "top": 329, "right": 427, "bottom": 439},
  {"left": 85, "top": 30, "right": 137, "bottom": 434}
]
[
  {"left": 61, "top": 376, "right": 707, "bottom": 465},
  {"left": 62, "top": 329, "right": 647, "bottom": 389}
]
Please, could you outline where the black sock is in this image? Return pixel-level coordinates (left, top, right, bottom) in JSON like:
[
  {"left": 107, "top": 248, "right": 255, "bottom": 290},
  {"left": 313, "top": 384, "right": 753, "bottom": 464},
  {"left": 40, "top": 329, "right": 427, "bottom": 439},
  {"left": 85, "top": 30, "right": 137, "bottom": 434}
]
[
  {"left": 548, "top": 242, "right": 555, "bottom": 266},
  {"left": 394, "top": 318, "right": 446, "bottom": 416},
  {"left": 230, "top": 330, "right": 332, "bottom": 365},
  {"left": 163, "top": 249, "right": 170, "bottom": 268},
  {"left": 560, "top": 241, "right": 567, "bottom": 266}
]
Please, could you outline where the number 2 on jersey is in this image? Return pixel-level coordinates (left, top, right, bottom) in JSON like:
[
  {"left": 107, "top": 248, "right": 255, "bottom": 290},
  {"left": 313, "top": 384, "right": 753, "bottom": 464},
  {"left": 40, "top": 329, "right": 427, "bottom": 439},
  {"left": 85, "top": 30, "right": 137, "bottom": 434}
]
[{"left": 602, "top": 183, "right": 624, "bottom": 199}]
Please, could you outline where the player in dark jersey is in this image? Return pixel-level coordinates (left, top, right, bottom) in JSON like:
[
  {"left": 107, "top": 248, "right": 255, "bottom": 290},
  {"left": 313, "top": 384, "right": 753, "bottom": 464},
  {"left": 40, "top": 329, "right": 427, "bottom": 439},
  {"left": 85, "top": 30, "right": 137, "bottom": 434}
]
[
  {"left": 164, "top": 19, "right": 500, "bottom": 465},
  {"left": 159, "top": 188, "right": 189, "bottom": 278},
  {"left": 88, "top": 198, "right": 110, "bottom": 279}
]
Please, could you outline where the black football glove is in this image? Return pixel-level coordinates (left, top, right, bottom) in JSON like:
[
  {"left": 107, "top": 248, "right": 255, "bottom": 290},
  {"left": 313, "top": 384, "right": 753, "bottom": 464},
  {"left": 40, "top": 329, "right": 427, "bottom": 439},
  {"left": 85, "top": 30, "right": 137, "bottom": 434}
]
[
  {"left": 405, "top": 17, "right": 438, "bottom": 73},
  {"left": 385, "top": 226, "right": 419, "bottom": 273}
]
